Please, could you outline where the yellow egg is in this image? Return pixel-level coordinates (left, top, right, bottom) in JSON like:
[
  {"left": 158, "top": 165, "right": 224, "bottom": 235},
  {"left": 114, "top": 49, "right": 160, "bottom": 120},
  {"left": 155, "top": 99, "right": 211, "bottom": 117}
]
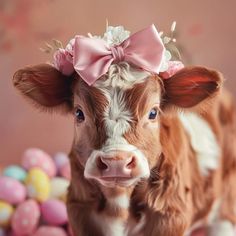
[
  {"left": 25, "top": 168, "right": 50, "bottom": 202},
  {"left": 0, "top": 201, "right": 14, "bottom": 227}
]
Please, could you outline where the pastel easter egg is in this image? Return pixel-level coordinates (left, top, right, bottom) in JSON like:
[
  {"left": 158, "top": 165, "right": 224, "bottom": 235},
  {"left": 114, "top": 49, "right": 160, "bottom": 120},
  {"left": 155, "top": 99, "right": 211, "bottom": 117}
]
[
  {"left": 41, "top": 199, "right": 68, "bottom": 225},
  {"left": 11, "top": 199, "right": 40, "bottom": 235},
  {"left": 3, "top": 166, "right": 27, "bottom": 182},
  {"left": 25, "top": 168, "right": 50, "bottom": 202},
  {"left": 34, "top": 226, "right": 67, "bottom": 236},
  {"left": 50, "top": 177, "right": 69, "bottom": 200},
  {"left": 0, "top": 177, "right": 26, "bottom": 204},
  {"left": 22, "top": 148, "right": 56, "bottom": 177},
  {"left": 60, "top": 162, "right": 71, "bottom": 180},
  {"left": 0, "top": 201, "right": 14, "bottom": 227},
  {"left": 53, "top": 152, "right": 69, "bottom": 172}
]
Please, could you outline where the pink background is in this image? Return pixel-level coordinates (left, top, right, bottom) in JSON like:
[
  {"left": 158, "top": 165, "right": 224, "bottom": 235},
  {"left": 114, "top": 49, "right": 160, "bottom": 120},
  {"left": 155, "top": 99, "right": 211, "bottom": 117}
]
[{"left": 0, "top": 0, "right": 235, "bottom": 165}]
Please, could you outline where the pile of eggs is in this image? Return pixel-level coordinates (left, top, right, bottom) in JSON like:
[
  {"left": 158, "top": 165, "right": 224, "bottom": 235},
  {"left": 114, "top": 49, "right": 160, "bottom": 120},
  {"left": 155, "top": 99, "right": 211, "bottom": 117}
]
[{"left": 0, "top": 148, "right": 73, "bottom": 236}]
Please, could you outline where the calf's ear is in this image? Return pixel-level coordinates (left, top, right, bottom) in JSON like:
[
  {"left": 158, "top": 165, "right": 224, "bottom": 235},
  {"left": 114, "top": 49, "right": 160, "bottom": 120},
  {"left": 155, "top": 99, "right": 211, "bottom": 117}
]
[
  {"left": 162, "top": 66, "right": 223, "bottom": 109},
  {"left": 13, "top": 64, "right": 74, "bottom": 113}
]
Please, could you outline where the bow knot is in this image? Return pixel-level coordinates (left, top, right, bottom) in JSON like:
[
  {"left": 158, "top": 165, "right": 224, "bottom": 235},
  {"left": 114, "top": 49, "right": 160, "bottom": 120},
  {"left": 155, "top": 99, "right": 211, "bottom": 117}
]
[
  {"left": 111, "top": 45, "right": 125, "bottom": 63},
  {"left": 73, "top": 25, "right": 165, "bottom": 85}
]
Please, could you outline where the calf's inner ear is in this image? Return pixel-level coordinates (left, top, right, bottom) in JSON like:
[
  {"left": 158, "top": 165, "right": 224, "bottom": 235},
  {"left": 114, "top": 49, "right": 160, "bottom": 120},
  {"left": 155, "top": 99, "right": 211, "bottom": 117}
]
[
  {"left": 162, "top": 66, "right": 223, "bottom": 109},
  {"left": 13, "top": 63, "right": 74, "bottom": 113}
]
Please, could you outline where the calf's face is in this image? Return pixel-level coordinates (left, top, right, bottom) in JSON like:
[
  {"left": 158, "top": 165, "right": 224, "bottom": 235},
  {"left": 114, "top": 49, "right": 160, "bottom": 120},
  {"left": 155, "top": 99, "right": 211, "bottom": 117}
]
[
  {"left": 73, "top": 70, "right": 162, "bottom": 187},
  {"left": 13, "top": 63, "right": 222, "bottom": 188}
]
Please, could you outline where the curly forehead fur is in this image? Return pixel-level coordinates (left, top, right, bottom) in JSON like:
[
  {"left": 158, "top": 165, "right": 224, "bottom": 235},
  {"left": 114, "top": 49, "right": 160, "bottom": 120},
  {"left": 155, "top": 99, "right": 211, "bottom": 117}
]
[{"left": 94, "top": 62, "right": 152, "bottom": 89}]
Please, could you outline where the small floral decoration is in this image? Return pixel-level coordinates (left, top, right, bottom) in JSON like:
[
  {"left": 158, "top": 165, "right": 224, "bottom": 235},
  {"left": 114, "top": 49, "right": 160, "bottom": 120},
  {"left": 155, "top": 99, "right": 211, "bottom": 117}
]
[
  {"left": 41, "top": 22, "right": 183, "bottom": 78},
  {"left": 40, "top": 39, "right": 74, "bottom": 75},
  {"left": 160, "top": 61, "right": 184, "bottom": 79},
  {"left": 87, "top": 24, "right": 130, "bottom": 46},
  {"left": 159, "top": 21, "right": 184, "bottom": 77},
  {"left": 159, "top": 21, "right": 183, "bottom": 72},
  {"left": 103, "top": 26, "right": 130, "bottom": 46},
  {"left": 159, "top": 50, "right": 172, "bottom": 72}
]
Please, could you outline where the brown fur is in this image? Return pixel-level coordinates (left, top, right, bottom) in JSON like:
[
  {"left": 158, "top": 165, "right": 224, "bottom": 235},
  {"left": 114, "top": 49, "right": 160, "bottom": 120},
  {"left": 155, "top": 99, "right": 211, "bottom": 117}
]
[{"left": 13, "top": 64, "right": 236, "bottom": 236}]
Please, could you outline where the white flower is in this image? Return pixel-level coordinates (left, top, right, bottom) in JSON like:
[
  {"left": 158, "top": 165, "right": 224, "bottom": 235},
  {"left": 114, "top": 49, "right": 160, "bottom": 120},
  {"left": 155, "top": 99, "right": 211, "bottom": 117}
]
[
  {"left": 103, "top": 26, "right": 130, "bottom": 46},
  {"left": 159, "top": 49, "right": 172, "bottom": 72},
  {"left": 163, "top": 36, "right": 171, "bottom": 44},
  {"left": 87, "top": 26, "right": 130, "bottom": 46},
  {"left": 65, "top": 38, "right": 75, "bottom": 55}
]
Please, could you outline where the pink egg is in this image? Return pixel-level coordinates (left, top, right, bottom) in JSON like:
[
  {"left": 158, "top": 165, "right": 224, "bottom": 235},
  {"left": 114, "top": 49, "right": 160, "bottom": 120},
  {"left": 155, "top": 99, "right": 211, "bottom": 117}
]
[
  {"left": 41, "top": 199, "right": 68, "bottom": 225},
  {"left": 53, "top": 152, "right": 69, "bottom": 172},
  {"left": 11, "top": 200, "right": 40, "bottom": 235},
  {"left": 22, "top": 148, "right": 56, "bottom": 178},
  {"left": 34, "top": 226, "right": 68, "bottom": 236},
  {"left": 60, "top": 163, "right": 71, "bottom": 180},
  {"left": 0, "top": 177, "right": 26, "bottom": 204}
]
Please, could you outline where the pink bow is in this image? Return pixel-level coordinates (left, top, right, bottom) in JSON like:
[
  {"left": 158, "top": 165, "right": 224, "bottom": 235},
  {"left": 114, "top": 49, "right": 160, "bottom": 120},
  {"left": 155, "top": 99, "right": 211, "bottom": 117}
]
[{"left": 73, "top": 25, "right": 165, "bottom": 85}]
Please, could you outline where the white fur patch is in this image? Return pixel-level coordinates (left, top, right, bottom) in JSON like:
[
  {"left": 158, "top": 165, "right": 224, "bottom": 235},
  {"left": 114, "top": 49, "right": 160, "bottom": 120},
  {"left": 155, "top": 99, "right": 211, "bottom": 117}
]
[
  {"left": 95, "top": 66, "right": 134, "bottom": 149},
  {"left": 109, "top": 194, "right": 130, "bottom": 209},
  {"left": 93, "top": 212, "right": 146, "bottom": 236},
  {"left": 207, "top": 200, "right": 235, "bottom": 236},
  {"left": 207, "top": 220, "right": 235, "bottom": 236},
  {"left": 179, "top": 112, "right": 221, "bottom": 176},
  {"left": 207, "top": 199, "right": 221, "bottom": 224},
  {"left": 93, "top": 213, "right": 126, "bottom": 236},
  {"left": 94, "top": 62, "right": 150, "bottom": 149},
  {"left": 103, "top": 87, "right": 132, "bottom": 147}
]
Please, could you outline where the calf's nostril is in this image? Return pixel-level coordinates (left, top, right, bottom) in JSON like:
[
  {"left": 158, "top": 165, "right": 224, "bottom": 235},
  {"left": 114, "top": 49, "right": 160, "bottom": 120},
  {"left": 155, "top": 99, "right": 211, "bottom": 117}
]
[
  {"left": 96, "top": 157, "right": 109, "bottom": 171},
  {"left": 126, "top": 157, "right": 136, "bottom": 169}
]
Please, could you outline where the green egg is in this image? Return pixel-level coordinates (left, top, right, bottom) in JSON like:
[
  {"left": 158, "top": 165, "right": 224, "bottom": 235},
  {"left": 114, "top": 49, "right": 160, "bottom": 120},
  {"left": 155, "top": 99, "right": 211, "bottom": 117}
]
[{"left": 3, "top": 165, "right": 27, "bottom": 182}]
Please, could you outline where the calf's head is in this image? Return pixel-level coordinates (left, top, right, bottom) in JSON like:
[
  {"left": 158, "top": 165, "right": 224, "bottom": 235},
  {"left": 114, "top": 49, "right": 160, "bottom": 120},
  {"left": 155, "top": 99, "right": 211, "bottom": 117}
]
[{"left": 13, "top": 62, "right": 222, "bottom": 189}]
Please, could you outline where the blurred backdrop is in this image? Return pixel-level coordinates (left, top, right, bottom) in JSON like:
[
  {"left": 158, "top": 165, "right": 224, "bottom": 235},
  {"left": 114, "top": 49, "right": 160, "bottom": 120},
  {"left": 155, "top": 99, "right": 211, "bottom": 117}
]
[{"left": 0, "top": 0, "right": 235, "bottom": 165}]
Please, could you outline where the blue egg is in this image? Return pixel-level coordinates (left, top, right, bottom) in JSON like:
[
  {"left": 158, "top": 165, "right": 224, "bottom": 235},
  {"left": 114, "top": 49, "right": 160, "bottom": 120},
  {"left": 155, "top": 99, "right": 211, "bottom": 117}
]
[{"left": 3, "top": 165, "right": 27, "bottom": 182}]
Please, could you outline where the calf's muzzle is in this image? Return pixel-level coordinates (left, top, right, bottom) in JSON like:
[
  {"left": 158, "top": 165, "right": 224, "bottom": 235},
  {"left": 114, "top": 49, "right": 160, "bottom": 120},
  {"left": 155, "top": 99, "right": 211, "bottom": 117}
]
[{"left": 96, "top": 151, "right": 136, "bottom": 178}]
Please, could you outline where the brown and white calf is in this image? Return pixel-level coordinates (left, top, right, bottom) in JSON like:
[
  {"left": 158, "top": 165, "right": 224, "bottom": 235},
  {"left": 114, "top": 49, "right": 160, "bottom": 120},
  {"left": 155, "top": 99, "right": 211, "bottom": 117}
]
[{"left": 13, "top": 62, "right": 236, "bottom": 236}]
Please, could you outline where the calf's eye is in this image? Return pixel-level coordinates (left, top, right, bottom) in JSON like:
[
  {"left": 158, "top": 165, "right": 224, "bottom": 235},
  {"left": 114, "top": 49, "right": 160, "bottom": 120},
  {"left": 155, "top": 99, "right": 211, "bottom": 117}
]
[
  {"left": 75, "top": 108, "right": 85, "bottom": 122},
  {"left": 148, "top": 108, "right": 158, "bottom": 120}
]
